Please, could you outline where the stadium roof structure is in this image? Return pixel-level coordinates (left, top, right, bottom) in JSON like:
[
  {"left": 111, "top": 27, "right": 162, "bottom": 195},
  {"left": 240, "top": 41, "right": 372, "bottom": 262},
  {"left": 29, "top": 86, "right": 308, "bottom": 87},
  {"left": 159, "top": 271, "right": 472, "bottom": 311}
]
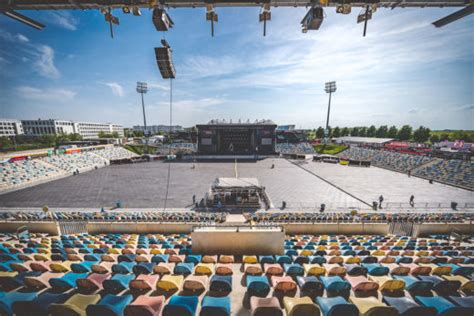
[
  {"left": 204, "top": 119, "right": 276, "bottom": 125},
  {"left": 335, "top": 136, "right": 394, "bottom": 144},
  {"left": 2, "top": 0, "right": 472, "bottom": 35}
]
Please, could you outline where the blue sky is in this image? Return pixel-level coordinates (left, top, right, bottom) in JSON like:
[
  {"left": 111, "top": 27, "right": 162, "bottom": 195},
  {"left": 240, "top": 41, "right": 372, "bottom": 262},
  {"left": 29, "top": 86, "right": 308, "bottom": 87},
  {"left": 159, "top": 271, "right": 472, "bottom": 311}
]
[{"left": 0, "top": 7, "right": 472, "bottom": 129}]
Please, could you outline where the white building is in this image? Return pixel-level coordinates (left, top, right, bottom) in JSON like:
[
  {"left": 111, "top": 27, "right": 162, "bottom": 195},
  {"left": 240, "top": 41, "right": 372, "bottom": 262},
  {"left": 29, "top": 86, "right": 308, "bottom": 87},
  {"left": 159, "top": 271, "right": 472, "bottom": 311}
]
[
  {"left": 0, "top": 119, "right": 24, "bottom": 137},
  {"left": 21, "top": 119, "right": 124, "bottom": 139},
  {"left": 133, "top": 125, "right": 183, "bottom": 134}
]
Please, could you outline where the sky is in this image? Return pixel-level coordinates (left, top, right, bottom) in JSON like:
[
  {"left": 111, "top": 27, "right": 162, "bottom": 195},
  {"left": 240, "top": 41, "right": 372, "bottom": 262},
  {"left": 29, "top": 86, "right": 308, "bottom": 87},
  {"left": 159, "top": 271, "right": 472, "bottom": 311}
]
[{"left": 0, "top": 6, "right": 473, "bottom": 130}]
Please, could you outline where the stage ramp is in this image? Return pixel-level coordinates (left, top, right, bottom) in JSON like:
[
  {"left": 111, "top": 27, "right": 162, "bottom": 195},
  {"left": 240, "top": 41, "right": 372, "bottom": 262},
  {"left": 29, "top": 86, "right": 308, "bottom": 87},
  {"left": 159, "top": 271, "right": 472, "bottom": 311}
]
[{"left": 192, "top": 225, "right": 284, "bottom": 255}]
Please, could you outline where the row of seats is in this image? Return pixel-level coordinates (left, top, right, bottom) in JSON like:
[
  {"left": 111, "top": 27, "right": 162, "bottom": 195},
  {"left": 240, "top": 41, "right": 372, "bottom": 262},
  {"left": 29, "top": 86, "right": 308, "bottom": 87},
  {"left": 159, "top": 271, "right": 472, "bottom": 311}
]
[
  {"left": 413, "top": 159, "right": 473, "bottom": 189},
  {"left": 0, "top": 211, "right": 228, "bottom": 223},
  {"left": 0, "top": 159, "right": 64, "bottom": 189},
  {"left": 92, "top": 147, "right": 139, "bottom": 161},
  {"left": 276, "top": 143, "right": 316, "bottom": 155},
  {"left": 244, "top": 212, "right": 470, "bottom": 223},
  {"left": 41, "top": 152, "right": 107, "bottom": 173}
]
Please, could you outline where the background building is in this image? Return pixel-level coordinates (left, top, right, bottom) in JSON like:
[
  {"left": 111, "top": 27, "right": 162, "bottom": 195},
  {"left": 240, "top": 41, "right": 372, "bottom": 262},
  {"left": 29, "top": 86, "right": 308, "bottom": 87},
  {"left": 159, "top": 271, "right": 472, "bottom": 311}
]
[
  {"left": 21, "top": 119, "right": 124, "bottom": 139},
  {"left": 0, "top": 119, "right": 24, "bottom": 137},
  {"left": 133, "top": 125, "right": 183, "bottom": 134}
]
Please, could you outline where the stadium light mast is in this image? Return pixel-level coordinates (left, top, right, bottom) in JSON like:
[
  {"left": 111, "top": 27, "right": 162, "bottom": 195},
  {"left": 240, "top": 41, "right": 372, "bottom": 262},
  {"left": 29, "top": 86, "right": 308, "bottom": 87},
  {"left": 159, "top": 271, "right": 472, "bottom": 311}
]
[
  {"left": 324, "top": 81, "right": 336, "bottom": 144},
  {"left": 136, "top": 81, "right": 148, "bottom": 154}
]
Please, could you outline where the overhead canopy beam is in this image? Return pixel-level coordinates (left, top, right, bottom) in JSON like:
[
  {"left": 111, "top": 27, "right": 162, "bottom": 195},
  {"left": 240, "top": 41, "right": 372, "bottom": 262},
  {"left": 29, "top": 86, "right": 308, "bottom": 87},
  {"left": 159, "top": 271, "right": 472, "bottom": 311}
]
[
  {"left": 1, "top": 9, "right": 45, "bottom": 29},
  {"left": 432, "top": 5, "right": 473, "bottom": 27}
]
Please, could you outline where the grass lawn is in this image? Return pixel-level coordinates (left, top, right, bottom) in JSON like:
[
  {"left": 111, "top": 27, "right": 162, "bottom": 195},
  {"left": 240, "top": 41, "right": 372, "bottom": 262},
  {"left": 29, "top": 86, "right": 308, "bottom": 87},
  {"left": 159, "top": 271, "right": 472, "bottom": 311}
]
[{"left": 313, "top": 144, "right": 348, "bottom": 155}]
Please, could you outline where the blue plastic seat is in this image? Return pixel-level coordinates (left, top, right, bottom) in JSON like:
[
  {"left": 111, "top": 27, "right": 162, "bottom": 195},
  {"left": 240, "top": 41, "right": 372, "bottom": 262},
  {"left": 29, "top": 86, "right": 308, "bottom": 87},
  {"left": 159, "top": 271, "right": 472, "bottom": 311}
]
[
  {"left": 417, "top": 275, "right": 461, "bottom": 296},
  {"left": 84, "top": 254, "right": 101, "bottom": 262},
  {"left": 118, "top": 254, "right": 136, "bottom": 263},
  {"left": 320, "top": 276, "right": 351, "bottom": 298},
  {"left": 71, "top": 261, "right": 95, "bottom": 273},
  {"left": 210, "top": 275, "right": 232, "bottom": 293},
  {"left": 86, "top": 294, "right": 133, "bottom": 316},
  {"left": 103, "top": 274, "right": 135, "bottom": 293},
  {"left": 163, "top": 295, "right": 199, "bottom": 316},
  {"left": 246, "top": 275, "right": 270, "bottom": 297},
  {"left": 151, "top": 254, "right": 169, "bottom": 263},
  {"left": 49, "top": 272, "right": 88, "bottom": 291},
  {"left": 362, "top": 263, "right": 389, "bottom": 276},
  {"left": 309, "top": 256, "right": 327, "bottom": 265},
  {"left": 440, "top": 263, "right": 473, "bottom": 277},
  {"left": 200, "top": 296, "right": 231, "bottom": 316},
  {"left": 344, "top": 264, "right": 367, "bottom": 276},
  {"left": 415, "top": 296, "right": 472, "bottom": 316},
  {"left": 12, "top": 292, "right": 70, "bottom": 316},
  {"left": 174, "top": 263, "right": 194, "bottom": 276},
  {"left": 383, "top": 296, "right": 437, "bottom": 316},
  {"left": 185, "top": 255, "right": 202, "bottom": 264},
  {"left": 296, "top": 276, "right": 323, "bottom": 296},
  {"left": 393, "top": 275, "right": 433, "bottom": 296},
  {"left": 112, "top": 262, "right": 135, "bottom": 274},
  {"left": 283, "top": 263, "right": 304, "bottom": 277},
  {"left": 276, "top": 255, "right": 292, "bottom": 264},
  {"left": 259, "top": 256, "right": 275, "bottom": 264},
  {"left": 0, "top": 291, "right": 38, "bottom": 316},
  {"left": 316, "top": 296, "right": 358, "bottom": 316},
  {"left": 132, "top": 262, "right": 156, "bottom": 275}
]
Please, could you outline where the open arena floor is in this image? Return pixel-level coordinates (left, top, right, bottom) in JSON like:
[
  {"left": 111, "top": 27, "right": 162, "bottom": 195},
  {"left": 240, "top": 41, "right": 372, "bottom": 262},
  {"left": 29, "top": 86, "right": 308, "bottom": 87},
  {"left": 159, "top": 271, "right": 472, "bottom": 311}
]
[{"left": 0, "top": 158, "right": 472, "bottom": 210}]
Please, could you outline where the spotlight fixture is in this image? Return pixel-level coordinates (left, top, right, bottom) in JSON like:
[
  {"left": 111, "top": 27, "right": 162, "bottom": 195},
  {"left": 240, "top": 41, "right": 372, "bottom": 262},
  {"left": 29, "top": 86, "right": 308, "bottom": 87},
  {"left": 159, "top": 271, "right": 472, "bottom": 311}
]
[
  {"left": 152, "top": 8, "right": 174, "bottom": 31},
  {"left": 336, "top": 4, "right": 351, "bottom": 14},
  {"left": 206, "top": 4, "right": 218, "bottom": 37},
  {"left": 259, "top": 3, "right": 271, "bottom": 36},
  {"left": 132, "top": 7, "right": 142, "bottom": 16},
  {"left": 154, "top": 41, "right": 176, "bottom": 79},
  {"left": 103, "top": 8, "right": 119, "bottom": 38},
  {"left": 122, "top": 6, "right": 131, "bottom": 14},
  {"left": 301, "top": 5, "right": 324, "bottom": 33}
]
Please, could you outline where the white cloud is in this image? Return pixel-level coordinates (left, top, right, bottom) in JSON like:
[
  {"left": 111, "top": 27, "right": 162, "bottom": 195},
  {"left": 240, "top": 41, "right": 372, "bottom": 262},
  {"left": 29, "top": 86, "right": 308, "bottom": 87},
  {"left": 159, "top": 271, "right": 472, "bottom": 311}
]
[
  {"left": 147, "top": 82, "right": 169, "bottom": 91},
  {"left": 33, "top": 45, "right": 60, "bottom": 79},
  {"left": 48, "top": 12, "right": 79, "bottom": 31},
  {"left": 104, "top": 82, "right": 124, "bottom": 97},
  {"left": 16, "top": 34, "right": 29, "bottom": 43},
  {"left": 17, "top": 86, "right": 76, "bottom": 101}
]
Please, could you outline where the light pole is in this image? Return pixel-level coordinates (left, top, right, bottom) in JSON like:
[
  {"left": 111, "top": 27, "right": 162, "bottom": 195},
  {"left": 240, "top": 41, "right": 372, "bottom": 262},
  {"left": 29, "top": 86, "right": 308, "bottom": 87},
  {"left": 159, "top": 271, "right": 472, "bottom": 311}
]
[
  {"left": 324, "top": 81, "right": 336, "bottom": 144},
  {"left": 136, "top": 81, "right": 148, "bottom": 154}
]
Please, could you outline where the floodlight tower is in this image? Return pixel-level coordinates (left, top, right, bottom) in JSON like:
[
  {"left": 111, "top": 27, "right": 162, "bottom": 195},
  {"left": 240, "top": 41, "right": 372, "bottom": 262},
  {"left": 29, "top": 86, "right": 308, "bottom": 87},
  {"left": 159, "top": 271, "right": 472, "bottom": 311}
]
[
  {"left": 136, "top": 81, "right": 149, "bottom": 154},
  {"left": 324, "top": 81, "right": 336, "bottom": 144}
]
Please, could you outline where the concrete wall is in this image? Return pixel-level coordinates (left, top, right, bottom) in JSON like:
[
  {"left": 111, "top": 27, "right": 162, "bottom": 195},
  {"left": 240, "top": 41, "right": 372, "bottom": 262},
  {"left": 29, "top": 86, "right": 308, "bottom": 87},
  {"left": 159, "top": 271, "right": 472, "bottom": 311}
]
[
  {"left": 86, "top": 222, "right": 194, "bottom": 234},
  {"left": 417, "top": 223, "right": 473, "bottom": 237},
  {"left": 192, "top": 229, "right": 285, "bottom": 255},
  {"left": 284, "top": 223, "right": 389, "bottom": 235},
  {"left": 0, "top": 221, "right": 59, "bottom": 235}
]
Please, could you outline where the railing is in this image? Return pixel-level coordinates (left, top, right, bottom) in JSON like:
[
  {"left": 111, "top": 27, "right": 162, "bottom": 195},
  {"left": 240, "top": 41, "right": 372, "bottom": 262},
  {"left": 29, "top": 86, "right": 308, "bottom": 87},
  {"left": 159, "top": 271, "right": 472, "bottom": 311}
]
[
  {"left": 192, "top": 224, "right": 284, "bottom": 232},
  {"left": 58, "top": 221, "right": 88, "bottom": 235}
]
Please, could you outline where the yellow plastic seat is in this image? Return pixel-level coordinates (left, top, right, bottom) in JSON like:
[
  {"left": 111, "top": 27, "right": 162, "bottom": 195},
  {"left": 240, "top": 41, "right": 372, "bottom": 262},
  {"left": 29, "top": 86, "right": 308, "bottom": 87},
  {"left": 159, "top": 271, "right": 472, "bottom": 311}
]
[
  {"left": 157, "top": 274, "right": 183, "bottom": 291},
  {"left": 345, "top": 256, "right": 361, "bottom": 264},
  {"left": 349, "top": 296, "right": 398, "bottom": 316},
  {"left": 195, "top": 263, "right": 214, "bottom": 276},
  {"left": 300, "top": 249, "right": 313, "bottom": 257},
  {"left": 419, "top": 263, "right": 452, "bottom": 276},
  {"left": 303, "top": 264, "right": 326, "bottom": 276},
  {"left": 443, "top": 275, "right": 474, "bottom": 295},
  {"left": 368, "top": 275, "right": 405, "bottom": 293},
  {"left": 48, "top": 293, "right": 101, "bottom": 316},
  {"left": 107, "top": 248, "right": 121, "bottom": 254},
  {"left": 283, "top": 296, "right": 320, "bottom": 316},
  {"left": 150, "top": 248, "right": 164, "bottom": 255},
  {"left": 50, "top": 261, "right": 72, "bottom": 273},
  {"left": 243, "top": 255, "right": 258, "bottom": 264}
]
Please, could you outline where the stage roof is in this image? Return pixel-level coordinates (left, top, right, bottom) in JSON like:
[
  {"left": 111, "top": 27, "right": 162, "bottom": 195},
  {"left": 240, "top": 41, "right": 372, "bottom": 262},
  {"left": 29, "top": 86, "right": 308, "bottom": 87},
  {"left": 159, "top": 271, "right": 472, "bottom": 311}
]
[
  {"left": 335, "top": 136, "right": 394, "bottom": 144},
  {"left": 213, "top": 177, "right": 261, "bottom": 189},
  {"left": 3, "top": 0, "right": 469, "bottom": 10}
]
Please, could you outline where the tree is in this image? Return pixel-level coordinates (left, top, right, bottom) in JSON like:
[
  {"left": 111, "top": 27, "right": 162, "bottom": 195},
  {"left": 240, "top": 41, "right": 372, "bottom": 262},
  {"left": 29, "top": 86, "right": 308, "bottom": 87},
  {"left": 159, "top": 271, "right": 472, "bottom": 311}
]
[
  {"left": 332, "top": 127, "right": 341, "bottom": 138},
  {"left": 315, "top": 127, "right": 325, "bottom": 139},
  {"left": 388, "top": 126, "right": 398, "bottom": 138},
  {"left": 133, "top": 130, "right": 144, "bottom": 137},
  {"left": 0, "top": 137, "right": 13, "bottom": 150},
  {"left": 69, "top": 133, "right": 82, "bottom": 141},
  {"left": 98, "top": 131, "right": 106, "bottom": 138},
  {"left": 398, "top": 125, "right": 413, "bottom": 141},
  {"left": 41, "top": 135, "right": 56, "bottom": 147},
  {"left": 430, "top": 134, "right": 440, "bottom": 143},
  {"left": 413, "top": 126, "right": 431, "bottom": 143},
  {"left": 351, "top": 127, "right": 360, "bottom": 136},
  {"left": 341, "top": 127, "right": 350, "bottom": 136},
  {"left": 367, "top": 125, "right": 377, "bottom": 137},
  {"left": 359, "top": 127, "right": 368, "bottom": 137},
  {"left": 376, "top": 125, "right": 388, "bottom": 138},
  {"left": 112, "top": 132, "right": 119, "bottom": 138}
]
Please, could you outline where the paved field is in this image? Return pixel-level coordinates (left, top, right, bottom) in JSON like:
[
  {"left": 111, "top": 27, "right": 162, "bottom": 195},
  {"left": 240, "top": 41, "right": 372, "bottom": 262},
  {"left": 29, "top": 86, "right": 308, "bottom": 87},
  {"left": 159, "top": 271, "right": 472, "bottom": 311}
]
[{"left": 0, "top": 158, "right": 471, "bottom": 209}]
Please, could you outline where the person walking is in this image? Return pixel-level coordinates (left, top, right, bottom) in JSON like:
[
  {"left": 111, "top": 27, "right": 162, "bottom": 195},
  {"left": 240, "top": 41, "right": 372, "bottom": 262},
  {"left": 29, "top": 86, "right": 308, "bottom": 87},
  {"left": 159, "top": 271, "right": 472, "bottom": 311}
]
[
  {"left": 192, "top": 194, "right": 196, "bottom": 204},
  {"left": 409, "top": 195, "right": 415, "bottom": 207},
  {"left": 379, "top": 195, "right": 384, "bottom": 209}
]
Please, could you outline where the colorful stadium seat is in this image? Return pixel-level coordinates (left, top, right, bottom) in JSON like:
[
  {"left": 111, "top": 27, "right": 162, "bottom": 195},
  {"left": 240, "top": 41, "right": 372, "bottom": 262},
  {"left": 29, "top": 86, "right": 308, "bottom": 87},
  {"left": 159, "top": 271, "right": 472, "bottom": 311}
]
[
  {"left": 283, "top": 296, "right": 320, "bottom": 316},
  {"left": 200, "top": 296, "right": 231, "bottom": 316},
  {"left": 383, "top": 296, "right": 437, "bottom": 316},
  {"left": 162, "top": 295, "right": 199, "bottom": 316},
  {"left": 48, "top": 293, "right": 101, "bottom": 316},
  {"left": 86, "top": 294, "right": 133, "bottom": 316},
  {"left": 250, "top": 296, "right": 283, "bottom": 316},
  {"left": 316, "top": 296, "right": 359, "bottom": 316},
  {"left": 124, "top": 295, "right": 164, "bottom": 316}
]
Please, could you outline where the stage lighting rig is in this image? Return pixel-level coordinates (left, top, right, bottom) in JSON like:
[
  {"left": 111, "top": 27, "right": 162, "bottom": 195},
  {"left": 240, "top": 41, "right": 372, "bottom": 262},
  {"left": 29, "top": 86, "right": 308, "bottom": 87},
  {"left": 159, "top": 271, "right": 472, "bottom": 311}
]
[
  {"left": 259, "top": 3, "right": 271, "bottom": 36},
  {"left": 152, "top": 8, "right": 174, "bottom": 31},
  {"left": 336, "top": 4, "right": 351, "bottom": 14},
  {"left": 132, "top": 7, "right": 142, "bottom": 16},
  {"left": 154, "top": 41, "right": 176, "bottom": 79},
  {"left": 206, "top": 4, "right": 218, "bottom": 37},
  {"left": 102, "top": 8, "right": 119, "bottom": 38},
  {"left": 357, "top": 5, "right": 373, "bottom": 37},
  {"left": 122, "top": 6, "right": 131, "bottom": 14},
  {"left": 2, "top": 10, "right": 45, "bottom": 30},
  {"left": 301, "top": 4, "right": 324, "bottom": 33}
]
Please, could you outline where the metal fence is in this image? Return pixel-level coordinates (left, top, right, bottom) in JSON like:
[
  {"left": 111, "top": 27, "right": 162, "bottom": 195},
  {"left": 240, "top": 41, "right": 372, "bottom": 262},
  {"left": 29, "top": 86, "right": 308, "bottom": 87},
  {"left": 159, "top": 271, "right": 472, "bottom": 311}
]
[{"left": 58, "top": 221, "right": 88, "bottom": 235}]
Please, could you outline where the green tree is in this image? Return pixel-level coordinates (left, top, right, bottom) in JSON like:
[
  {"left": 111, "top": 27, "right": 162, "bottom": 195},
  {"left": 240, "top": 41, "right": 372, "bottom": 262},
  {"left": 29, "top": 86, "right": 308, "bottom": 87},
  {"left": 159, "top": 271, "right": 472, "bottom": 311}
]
[
  {"left": 359, "top": 127, "right": 368, "bottom": 137},
  {"left": 112, "top": 132, "right": 119, "bottom": 138},
  {"left": 332, "top": 127, "right": 341, "bottom": 138},
  {"left": 315, "top": 127, "right": 325, "bottom": 139},
  {"left": 388, "top": 126, "right": 398, "bottom": 138},
  {"left": 341, "top": 127, "right": 350, "bottom": 136},
  {"left": 413, "top": 126, "right": 431, "bottom": 143},
  {"left": 133, "top": 130, "right": 144, "bottom": 137},
  {"left": 430, "top": 134, "right": 440, "bottom": 143},
  {"left": 98, "top": 131, "right": 106, "bottom": 138},
  {"left": 351, "top": 127, "right": 360, "bottom": 136},
  {"left": 41, "top": 135, "right": 56, "bottom": 147},
  {"left": 376, "top": 125, "right": 388, "bottom": 138},
  {"left": 367, "top": 125, "right": 377, "bottom": 137},
  {"left": 0, "top": 137, "right": 13, "bottom": 150},
  {"left": 398, "top": 125, "right": 413, "bottom": 141},
  {"left": 69, "top": 133, "right": 83, "bottom": 141}
]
